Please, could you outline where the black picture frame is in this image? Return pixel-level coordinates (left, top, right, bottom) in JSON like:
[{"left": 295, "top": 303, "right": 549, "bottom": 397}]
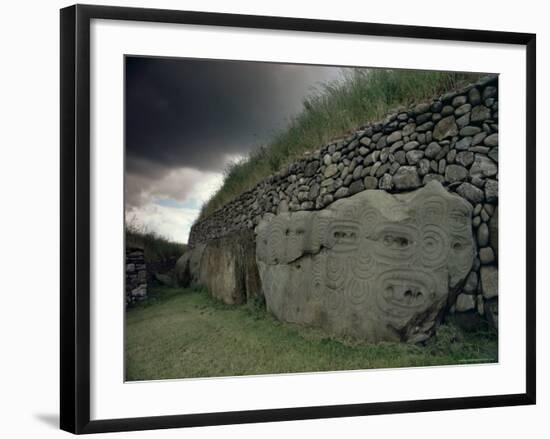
[{"left": 60, "top": 4, "right": 536, "bottom": 434}]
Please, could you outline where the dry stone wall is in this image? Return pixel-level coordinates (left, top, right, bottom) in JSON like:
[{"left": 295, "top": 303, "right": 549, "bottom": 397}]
[
  {"left": 126, "top": 247, "right": 147, "bottom": 306},
  {"left": 188, "top": 75, "right": 499, "bottom": 328}
]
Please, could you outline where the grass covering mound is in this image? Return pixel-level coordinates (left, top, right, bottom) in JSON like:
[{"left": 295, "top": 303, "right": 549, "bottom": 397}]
[
  {"left": 125, "top": 286, "right": 497, "bottom": 381},
  {"left": 125, "top": 223, "right": 186, "bottom": 264},
  {"left": 199, "top": 69, "right": 483, "bottom": 220}
]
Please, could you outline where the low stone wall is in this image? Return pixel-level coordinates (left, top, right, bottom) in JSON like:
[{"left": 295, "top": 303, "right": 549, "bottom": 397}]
[
  {"left": 126, "top": 247, "right": 147, "bottom": 306},
  {"left": 186, "top": 75, "right": 499, "bottom": 332},
  {"left": 190, "top": 75, "right": 498, "bottom": 246}
]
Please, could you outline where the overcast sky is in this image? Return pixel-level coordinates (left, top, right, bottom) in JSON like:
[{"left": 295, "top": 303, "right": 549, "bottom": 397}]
[{"left": 125, "top": 56, "right": 348, "bottom": 243}]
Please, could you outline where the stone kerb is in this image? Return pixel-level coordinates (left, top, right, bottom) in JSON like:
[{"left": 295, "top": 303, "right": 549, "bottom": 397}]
[{"left": 186, "top": 75, "right": 499, "bottom": 329}]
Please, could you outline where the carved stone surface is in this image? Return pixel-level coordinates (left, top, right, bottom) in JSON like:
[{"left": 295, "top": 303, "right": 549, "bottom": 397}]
[{"left": 255, "top": 181, "right": 475, "bottom": 342}]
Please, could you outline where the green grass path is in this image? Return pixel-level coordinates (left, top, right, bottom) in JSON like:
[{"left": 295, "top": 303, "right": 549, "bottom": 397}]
[{"left": 125, "top": 287, "right": 497, "bottom": 381}]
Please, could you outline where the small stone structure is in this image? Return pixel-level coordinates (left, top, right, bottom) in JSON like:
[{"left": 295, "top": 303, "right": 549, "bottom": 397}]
[
  {"left": 126, "top": 246, "right": 147, "bottom": 306},
  {"left": 178, "top": 75, "right": 499, "bottom": 339}
]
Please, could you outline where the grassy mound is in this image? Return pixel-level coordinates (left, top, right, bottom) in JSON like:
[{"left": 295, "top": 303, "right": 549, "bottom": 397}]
[
  {"left": 199, "top": 68, "right": 483, "bottom": 220},
  {"left": 125, "top": 224, "right": 186, "bottom": 264},
  {"left": 125, "top": 286, "right": 497, "bottom": 381}
]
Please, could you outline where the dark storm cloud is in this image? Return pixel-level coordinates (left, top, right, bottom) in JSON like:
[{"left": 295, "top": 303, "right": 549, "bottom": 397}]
[
  {"left": 125, "top": 56, "right": 344, "bottom": 174},
  {"left": 125, "top": 56, "right": 348, "bottom": 241}
]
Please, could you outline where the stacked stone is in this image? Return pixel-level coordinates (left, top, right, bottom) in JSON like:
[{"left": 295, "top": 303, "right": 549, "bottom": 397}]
[
  {"left": 188, "top": 75, "right": 499, "bottom": 325},
  {"left": 126, "top": 247, "right": 147, "bottom": 307}
]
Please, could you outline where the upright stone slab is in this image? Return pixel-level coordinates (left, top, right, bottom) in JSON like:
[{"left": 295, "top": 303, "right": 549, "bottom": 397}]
[
  {"left": 175, "top": 231, "right": 262, "bottom": 305},
  {"left": 174, "top": 243, "right": 205, "bottom": 287},
  {"left": 200, "top": 236, "right": 247, "bottom": 305},
  {"left": 255, "top": 181, "right": 474, "bottom": 343}
]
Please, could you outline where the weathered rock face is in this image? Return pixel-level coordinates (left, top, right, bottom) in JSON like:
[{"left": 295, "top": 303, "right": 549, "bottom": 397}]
[
  {"left": 200, "top": 237, "right": 246, "bottom": 305},
  {"left": 175, "top": 231, "right": 262, "bottom": 305},
  {"left": 174, "top": 243, "right": 205, "bottom": 287},
  {"left": 256, "top": 181, "right": 474, "bottom": 342}
]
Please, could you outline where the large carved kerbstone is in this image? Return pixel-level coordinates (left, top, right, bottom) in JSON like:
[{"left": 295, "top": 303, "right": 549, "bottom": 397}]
[{"left": 255, "top": 181, "right": 474, "bottom": 343}]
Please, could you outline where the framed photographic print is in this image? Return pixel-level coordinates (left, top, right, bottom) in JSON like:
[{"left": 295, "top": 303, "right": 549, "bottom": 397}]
[{"left": 60, "top": 4, "right": 536, "bottom": 434}]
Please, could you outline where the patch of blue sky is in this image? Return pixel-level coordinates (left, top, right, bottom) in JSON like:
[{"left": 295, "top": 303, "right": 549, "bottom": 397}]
[{"left": 154, "top": 197, "right": 201, "bottom": 210}]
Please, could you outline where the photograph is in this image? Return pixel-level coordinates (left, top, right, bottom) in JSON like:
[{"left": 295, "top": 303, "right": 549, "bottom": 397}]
[
  {"left": 123, "top": 57, "right": 499, "bottom": 382},
  {"left": 1, "top": 0, "right": 543, "bottom": 436}
]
